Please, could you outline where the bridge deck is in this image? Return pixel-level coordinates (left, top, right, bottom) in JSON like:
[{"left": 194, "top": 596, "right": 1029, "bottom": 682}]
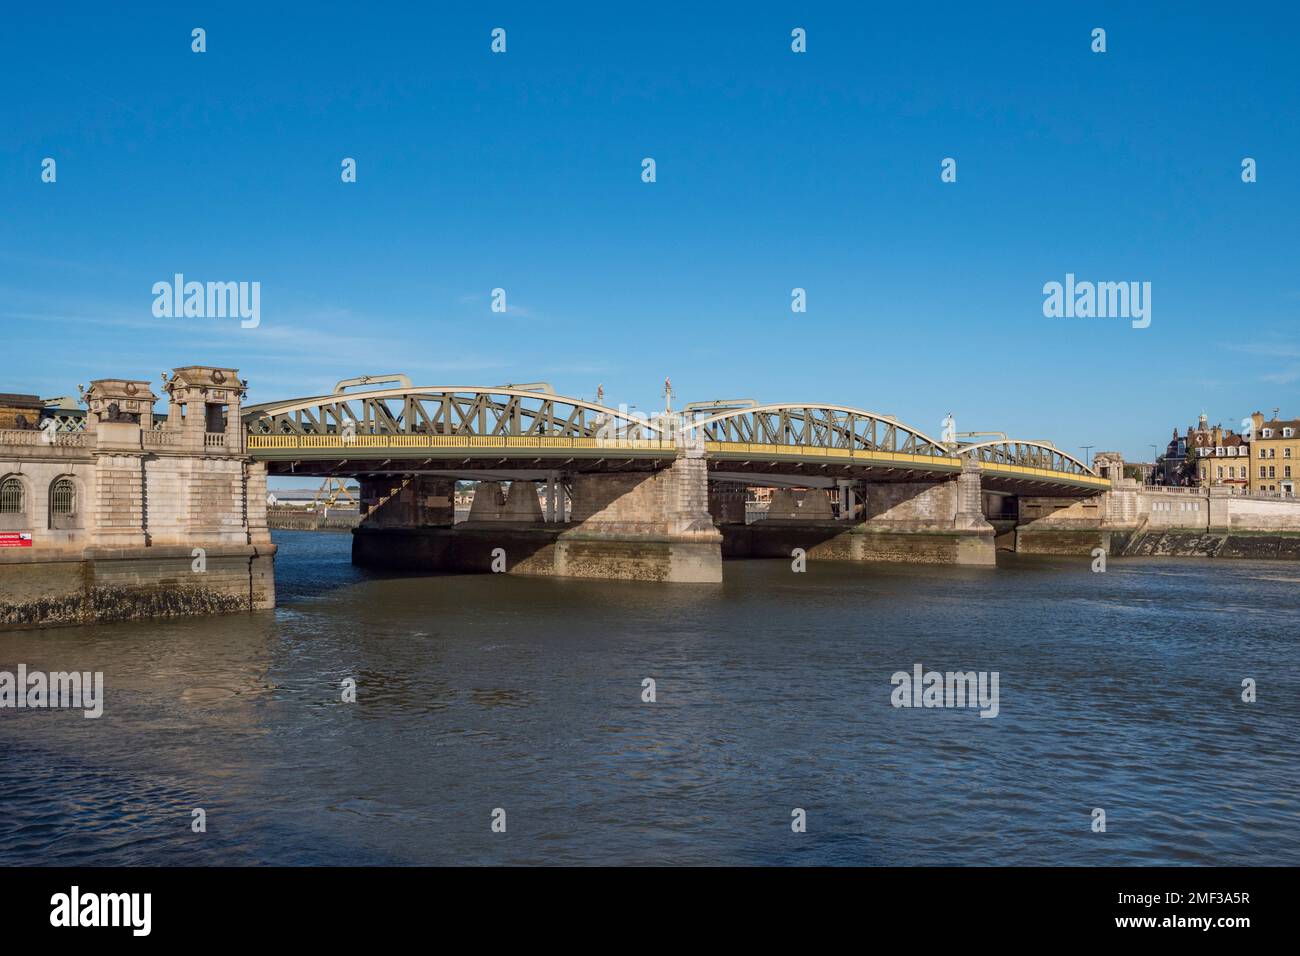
[{"left": 246, "top": 434, "right": 1110, "bottom": 493}]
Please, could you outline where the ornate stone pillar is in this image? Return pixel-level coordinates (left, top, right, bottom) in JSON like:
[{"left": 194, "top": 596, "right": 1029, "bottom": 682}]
[{"left": 85, "top": 378, "right": 155, "bottom": 549}]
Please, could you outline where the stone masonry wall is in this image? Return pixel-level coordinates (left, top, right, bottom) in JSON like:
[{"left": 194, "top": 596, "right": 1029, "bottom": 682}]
[
  {"left": 92, "top": 454, "right": 146, "bottom": 545},
  {"left": 569, "top": 457, "right": 719, "bottom": 540},
  {"left": 1017, "top": 495, "right": 1105, "bottom": 528},
  {"left": 184, "top": 458, "right": 247, "bottom": 545},
  {"left": 862, "top": 480, "right": 960, "bottom": 529},
  {"left": 0, "top": 455, "right": 94, "bottom": 547},
  {"left": 1, "top": 545, "right": 272, "bottom": 629},
  {"left": 569, "top": 471, "right": 672, "bottom": 534}
]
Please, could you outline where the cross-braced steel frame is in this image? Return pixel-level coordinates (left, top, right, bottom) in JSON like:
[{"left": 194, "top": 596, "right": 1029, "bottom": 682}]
[{"left": 243, "top": 386, "right": 660, "bottom": 440}]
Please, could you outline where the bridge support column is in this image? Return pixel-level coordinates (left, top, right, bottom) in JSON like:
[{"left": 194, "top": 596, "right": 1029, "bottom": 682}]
[
  {"left": 855, "top": 460, "right": 995, "bottom": 565},
  {"left": 556, "top": 447, "right": 722, "bottom": 582},
  {"left": 836, "top": 479, "right": 858, "bottom": 521},
  {"left": 955, "top": 457, "right": 988, "bottom": 530},
  {"left": 92, "top": 448, "right": 149, "bottom": 548},
  {"left": 449, "top": 480, "right": 548, "bottom": 526},
  {"left": 545, "top": 472, "right": 559, "bottom": 522},
  {"left": 506, "top": 481, "right": 545, "bottom": 523}
]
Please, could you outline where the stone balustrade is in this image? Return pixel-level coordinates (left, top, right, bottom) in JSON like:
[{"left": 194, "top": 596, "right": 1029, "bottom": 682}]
[{"left": 0, "top": 429, "right": 87, "bottom": 448}]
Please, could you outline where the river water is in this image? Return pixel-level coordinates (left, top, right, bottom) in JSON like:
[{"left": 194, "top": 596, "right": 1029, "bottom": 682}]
[{"left": 2, "top": 531, "right": 1298, "bottom": 865}]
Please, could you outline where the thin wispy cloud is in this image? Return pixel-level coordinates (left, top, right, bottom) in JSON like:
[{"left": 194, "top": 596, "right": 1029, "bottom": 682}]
[{"left": 1261, "top": 368, "right": 1300, "bottom": 385}]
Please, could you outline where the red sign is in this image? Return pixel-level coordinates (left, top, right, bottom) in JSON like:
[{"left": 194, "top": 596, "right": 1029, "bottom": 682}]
[{"left": 0, "top": 533, "right": 33, "bottom": 548}]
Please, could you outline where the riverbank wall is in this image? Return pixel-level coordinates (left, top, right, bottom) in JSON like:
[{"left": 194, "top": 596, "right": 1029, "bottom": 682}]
[{"left": 1014, "top": 482, "right": 1300, "bottom": 560}]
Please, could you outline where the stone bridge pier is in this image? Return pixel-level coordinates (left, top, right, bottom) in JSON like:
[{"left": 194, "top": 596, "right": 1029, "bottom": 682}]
[
  {"left": 716, "top": 458, "right": 996, "bottom": 566},
  {"left": 351, "top": 443, "right": 724, "bottom": 583},
  {"left": 856, "top": 458, "right": 996, "bottom": 564}
]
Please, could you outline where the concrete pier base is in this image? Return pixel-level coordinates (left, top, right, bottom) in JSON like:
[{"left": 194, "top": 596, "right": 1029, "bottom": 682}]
[
  {"left": 721, "top": 522, "right": 996, "bottom": 566},
  {"left": 352, "top": 525, "right": 722, "bottom": 583},
  {"left": 854, "top": 527, "right": 997, "bottom": 566},
  {"left": 550, "top": 531, "right": 722, "bottom": 583}
]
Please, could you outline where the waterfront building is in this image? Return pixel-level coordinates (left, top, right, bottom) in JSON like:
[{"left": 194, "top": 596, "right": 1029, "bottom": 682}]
[
  {"left": 1159, "top": 414, "right": 1251, "bottom": 490},
  {"left": 1248, "top": 412, "right": 1299, "bottom": 496}
]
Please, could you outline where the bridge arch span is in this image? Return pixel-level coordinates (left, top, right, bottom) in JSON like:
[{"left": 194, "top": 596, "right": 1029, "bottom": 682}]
[
  {"left": 953, "top": 439, "right": 1097, "bottom": 479},
  {"left": 243, "top": 385, "right": 665, "bottom": 440},
  {"left": 685, "top": 403, "right": 951, "bottom": 458}
]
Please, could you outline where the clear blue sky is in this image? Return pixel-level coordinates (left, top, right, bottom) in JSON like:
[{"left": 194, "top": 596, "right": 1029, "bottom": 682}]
[{"left": 2, "top": 2, "right": 1296, "bottom": 463}]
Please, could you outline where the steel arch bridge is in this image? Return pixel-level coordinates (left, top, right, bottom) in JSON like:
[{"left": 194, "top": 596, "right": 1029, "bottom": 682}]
[{"left": 242, "top": 381, "right": 1109, "bottom": 493}]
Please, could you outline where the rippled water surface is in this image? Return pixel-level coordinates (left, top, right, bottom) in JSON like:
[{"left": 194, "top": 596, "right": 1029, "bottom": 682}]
[{"left": 3, "top": 531, "right": 1298, "bottom": 865}]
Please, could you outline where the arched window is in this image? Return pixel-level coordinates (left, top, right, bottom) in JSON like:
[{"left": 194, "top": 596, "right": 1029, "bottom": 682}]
[
  {"left": 0, "top": 477, "right": 24, "bottom": 514},
  {"left": 51, "top": 478, "right": 76, "bottom": 516}
]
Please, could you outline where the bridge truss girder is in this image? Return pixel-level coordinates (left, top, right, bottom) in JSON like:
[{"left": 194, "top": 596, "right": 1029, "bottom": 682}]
[
  {"left": 953, "top": 439, "right": 1094, "bottom": 478},
  {"left": 244, "top": 387, "right": 660, "bottom": 440},
  {"left": 688, "top": 403, "right": 950, "bottom": 458}
]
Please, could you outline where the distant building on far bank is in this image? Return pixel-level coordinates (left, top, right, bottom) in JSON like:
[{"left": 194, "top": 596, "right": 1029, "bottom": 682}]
[
  {"left": 1248, "top": 411, "right": 1299, "bottom": 496},
  {"left": 266, "top": 486, "right": 360, "bottom": 510},
  {"left": 1127, "top": 461, "right": 1156, "bottom": 484},
  {"left": 1092, "top": 451, "right": 1125, "bottom": 482},
  {"left": 1092, "top": 452, "right": 1155, "bottom": 485},
  {"left": 1158, "top": 413, "right": 1250, "bottom": 490}
]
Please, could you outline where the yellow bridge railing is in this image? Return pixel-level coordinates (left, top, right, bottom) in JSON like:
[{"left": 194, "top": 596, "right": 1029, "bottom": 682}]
[
  {"left": 245, "top": 434, "right": 951, "bottom": 461},
  {"left": 979, "top": 461, "right": 1109, "bottom": 486},
  {"left": 705, "top": 442, "right": 961, "bottom": 468},
  {"left": 246, "top": 434, "right": 677, "bottom": 451}
]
